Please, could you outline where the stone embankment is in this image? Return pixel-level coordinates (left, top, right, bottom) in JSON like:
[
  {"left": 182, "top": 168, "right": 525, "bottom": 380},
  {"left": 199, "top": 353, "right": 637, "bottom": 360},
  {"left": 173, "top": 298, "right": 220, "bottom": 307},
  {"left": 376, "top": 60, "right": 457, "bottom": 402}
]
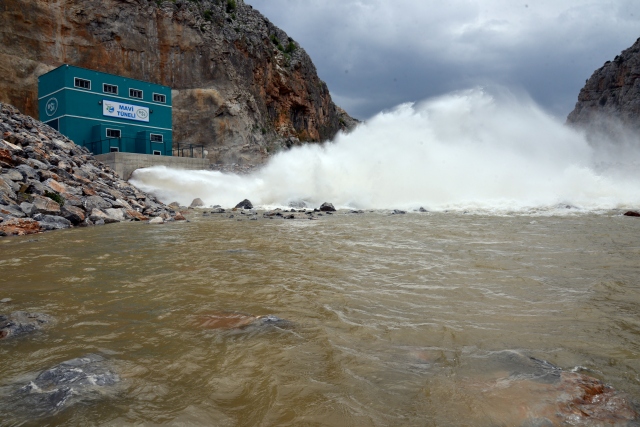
[{"left": 0, "top": 103, "right": 180, "bottom": 236}]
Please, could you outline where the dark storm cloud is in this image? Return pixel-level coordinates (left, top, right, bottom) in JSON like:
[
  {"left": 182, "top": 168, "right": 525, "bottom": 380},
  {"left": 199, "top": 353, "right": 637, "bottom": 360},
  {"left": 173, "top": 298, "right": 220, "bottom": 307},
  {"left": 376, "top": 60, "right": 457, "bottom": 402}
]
[{"left": 245, "top": 0, "right": 640, "bottom": 120}]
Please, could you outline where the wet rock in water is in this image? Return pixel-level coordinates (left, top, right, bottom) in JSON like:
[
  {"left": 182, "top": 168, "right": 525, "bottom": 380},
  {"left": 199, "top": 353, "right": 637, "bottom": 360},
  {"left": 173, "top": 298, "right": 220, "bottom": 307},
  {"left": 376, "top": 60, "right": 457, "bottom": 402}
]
[
  {"left": 0, "top": 218, "right": 42, "bottom": 236},
  {"left": 148, "top": 217, "right": 164, "bottom": 225},
  {"left": 319, "top": 202, "right": 336, "bottom": 212},
  {"left": 1, "top": 298, "right": 12, "bottom": 303},
  {"left": 392, "top": 209, "right": 406, "bottom": 215},
  {"left": 0, "top": 311, "right": 52, "bottom": 339},
  {"left": 419, "top": 207, "right": 428, "bottom": 212},
  {"left": 235, "top": 199, "right": 254, "bottom": 209},
  {"left": 37, "top": 215, "right": 72, "bottom": 231},
  {"left": 350, "top": 210, "right": 364, "bottom": 214},
  {"left": 191, "top": 311, "right": 290, "bottom": 331},
  {"left": 173, "top": 213, "right": 186, "bottom": 221},
  {"left": 189, "top": 198, "right": 204, "bottom": 208},
  {"left": 463, "top": 350, "right": 640, "bottom": 426},
  {"left": 17, "top": 354, "right": 118, "bottom": 416},
  {"left": 211, "top": 208, "right": 225, "bottom": 214},
  {"left": 624, "top": 211, "right": 640, "bottom": 217}
]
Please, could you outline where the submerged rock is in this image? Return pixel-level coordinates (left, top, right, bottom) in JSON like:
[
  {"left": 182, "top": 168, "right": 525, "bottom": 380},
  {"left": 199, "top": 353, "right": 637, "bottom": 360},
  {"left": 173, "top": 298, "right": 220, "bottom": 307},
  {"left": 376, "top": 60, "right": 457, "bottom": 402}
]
[
  {"left": 235, "top": 199, "right": 254, "bottom": 210},
  {"left": 190, "top": 311, "right": 290, "bottom": 331},
  {"left": 392, "top": 209, "right": 407, "bottom": 215},
  {"left": 0, "top": 311, "right": 53, "bottom": 339},
  {"left": 17, "top": 354, "right": 118, "bottom": 416}
]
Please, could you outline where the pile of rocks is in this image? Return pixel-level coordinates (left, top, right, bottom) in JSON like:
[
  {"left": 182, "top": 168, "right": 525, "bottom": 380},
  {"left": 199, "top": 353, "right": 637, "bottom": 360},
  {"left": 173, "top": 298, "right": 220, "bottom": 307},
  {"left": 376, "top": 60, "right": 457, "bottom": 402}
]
[{"left": 0, "top": 102, "right": 178, "bottom": 236}]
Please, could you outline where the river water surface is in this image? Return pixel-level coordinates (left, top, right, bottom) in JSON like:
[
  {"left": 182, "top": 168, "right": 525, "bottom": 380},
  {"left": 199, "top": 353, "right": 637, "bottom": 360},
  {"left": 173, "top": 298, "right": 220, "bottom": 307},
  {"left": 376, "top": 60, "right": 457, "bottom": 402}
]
[{"left": 1, "top": 211, "right": 640, "bottom": 426}]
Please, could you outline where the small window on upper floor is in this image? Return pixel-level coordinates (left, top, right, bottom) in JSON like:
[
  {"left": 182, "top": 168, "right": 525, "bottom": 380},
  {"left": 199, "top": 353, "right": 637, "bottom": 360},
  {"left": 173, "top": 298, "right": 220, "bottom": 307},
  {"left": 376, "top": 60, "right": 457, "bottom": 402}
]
[
  {"left": 153, "top": 93, "right": 166, "bottom": 103},
  {"left": 150, "top": 134, "right": 163, "bottom": 142},
  {"left": 129, "top": 89, "right": 143, "bottom": 99},
  {"left": 103, "top": 83, "right": 118, "bottom": 95},
  {"left": 106, "top": 128, "right": 121, "bottom": 138},
  {"left": 74, "top": 77, "right": 91, "bottom": 90}
]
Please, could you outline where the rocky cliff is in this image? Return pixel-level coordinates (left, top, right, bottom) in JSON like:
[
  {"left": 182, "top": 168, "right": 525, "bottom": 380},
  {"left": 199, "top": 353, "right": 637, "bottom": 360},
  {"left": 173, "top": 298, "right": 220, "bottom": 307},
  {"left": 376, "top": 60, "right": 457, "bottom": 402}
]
[
  {"left": 567, "top": 37, "right": 640, "bottom": 136},
  {"left": 0, "top": 0, "right": 357, "bottom": 166}
]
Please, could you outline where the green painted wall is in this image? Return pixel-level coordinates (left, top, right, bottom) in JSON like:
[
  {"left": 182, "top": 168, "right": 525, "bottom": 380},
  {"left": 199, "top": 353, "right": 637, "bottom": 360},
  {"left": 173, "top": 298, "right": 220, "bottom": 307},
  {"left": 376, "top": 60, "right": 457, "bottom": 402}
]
[{"left": 37, "top": 64, "right": 172, "bottom": 155}]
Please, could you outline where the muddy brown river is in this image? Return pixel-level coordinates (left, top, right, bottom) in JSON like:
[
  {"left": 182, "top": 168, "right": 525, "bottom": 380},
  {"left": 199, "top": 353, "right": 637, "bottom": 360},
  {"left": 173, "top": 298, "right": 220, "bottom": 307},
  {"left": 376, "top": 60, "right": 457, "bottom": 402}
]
[{"left": 1, "top": 211, "right": 640, "bottom": 426}]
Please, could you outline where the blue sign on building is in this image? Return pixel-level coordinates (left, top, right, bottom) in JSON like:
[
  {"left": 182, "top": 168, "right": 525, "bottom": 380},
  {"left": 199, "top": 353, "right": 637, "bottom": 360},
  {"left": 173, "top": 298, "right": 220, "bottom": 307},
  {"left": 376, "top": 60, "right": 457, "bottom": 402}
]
[{"left": 37, "top": 64, "right": 172, "bottom": 156}]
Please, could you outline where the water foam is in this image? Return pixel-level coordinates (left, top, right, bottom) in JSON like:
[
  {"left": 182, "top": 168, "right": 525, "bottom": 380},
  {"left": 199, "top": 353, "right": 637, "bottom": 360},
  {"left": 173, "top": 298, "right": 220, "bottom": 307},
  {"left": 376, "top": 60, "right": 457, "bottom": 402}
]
[{"left": 130, "top": 89, "right": 640, "bottom": 212}]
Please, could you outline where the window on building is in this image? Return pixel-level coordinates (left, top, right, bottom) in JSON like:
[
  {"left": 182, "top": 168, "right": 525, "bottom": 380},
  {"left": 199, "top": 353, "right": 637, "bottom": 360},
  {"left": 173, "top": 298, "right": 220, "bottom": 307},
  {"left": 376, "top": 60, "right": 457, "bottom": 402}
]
[
  {"left": 110, "top": 147, "right": 119, "bottom": 152},
  {"left": 129, "top": 89, "right": 143, "bottom": 99},
  {"left": 45, "top": 119, "right": 59, "bottom": 131},
  {"left": 153, "top": 93, "right": 166, "bottom": 103},
  {"left": 150, "top": 134, "right": 163, "bottom": 142},
  {"left": 103, "top": 83, "right": 118, "bottom": 95},
  {"left": 74, "top": 77, "right": 91, "bottom": 90},
  {"left": 153, "top": 150, "right": 162, "bottom": 156},
  {"left": 106, "top": 129, "right": 121, "bottom": 138}
]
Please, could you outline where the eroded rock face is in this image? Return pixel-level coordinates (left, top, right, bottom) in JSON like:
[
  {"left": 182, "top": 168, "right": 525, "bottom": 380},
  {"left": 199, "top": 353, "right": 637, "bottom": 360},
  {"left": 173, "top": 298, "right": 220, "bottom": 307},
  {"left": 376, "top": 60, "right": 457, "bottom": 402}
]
[
  {"left": 0, "top": 0, "right": 358, "bottom": 165},
  {"left": 567, "top": 37, "right": 640, "bottom": 137}
]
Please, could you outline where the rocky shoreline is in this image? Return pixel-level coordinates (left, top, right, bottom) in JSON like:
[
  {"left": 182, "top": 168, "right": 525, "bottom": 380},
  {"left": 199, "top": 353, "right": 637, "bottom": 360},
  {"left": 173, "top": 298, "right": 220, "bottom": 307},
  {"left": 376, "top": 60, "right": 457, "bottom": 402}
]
[{"left": 0, "top": 103, "right": 182, "bottom": 237}]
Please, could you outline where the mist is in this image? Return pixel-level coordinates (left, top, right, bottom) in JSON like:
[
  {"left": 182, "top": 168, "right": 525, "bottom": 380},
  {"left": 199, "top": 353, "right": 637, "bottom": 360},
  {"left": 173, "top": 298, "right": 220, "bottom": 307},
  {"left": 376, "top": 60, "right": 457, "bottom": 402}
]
[{"left": 130, "top": 88, "right": 640, "bottom": 213}]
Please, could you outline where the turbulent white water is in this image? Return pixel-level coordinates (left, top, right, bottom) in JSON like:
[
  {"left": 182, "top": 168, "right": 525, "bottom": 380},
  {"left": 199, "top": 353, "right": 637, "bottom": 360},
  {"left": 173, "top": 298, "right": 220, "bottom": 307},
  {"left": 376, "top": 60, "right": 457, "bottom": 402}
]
[{"left": 131, "top": 89, "right": 640, "bottom": 212}]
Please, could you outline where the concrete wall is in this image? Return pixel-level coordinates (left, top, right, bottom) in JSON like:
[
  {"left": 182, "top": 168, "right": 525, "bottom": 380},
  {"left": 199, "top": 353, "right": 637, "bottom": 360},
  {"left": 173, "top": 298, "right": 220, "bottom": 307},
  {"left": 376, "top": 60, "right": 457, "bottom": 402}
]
[{"left": 95, "top": 152, "right": 209, "bottom": 180}]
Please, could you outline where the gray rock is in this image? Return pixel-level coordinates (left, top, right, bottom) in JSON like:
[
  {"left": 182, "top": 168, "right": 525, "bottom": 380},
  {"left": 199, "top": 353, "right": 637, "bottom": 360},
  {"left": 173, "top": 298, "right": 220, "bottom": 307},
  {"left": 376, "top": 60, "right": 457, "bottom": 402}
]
[
  {"left": 17, "top": 354, "right": 118, "bottom": 416},
  {"left": 149, "top": 217, "right": 164, "bottom": 224},
  {"left": 419, "top": 207, "right": 428, "bottom": 212},
  {"left": 0, "top": 176, "right": 16, "bottom": 199},
  {"left": 235, "top": 199, "right": 253, "bottom": 209},
  {"left": 189, "top": 198, "right": 205, "bottom": 208},
  {"left": 104, "top": 208, "right": 126, "bottom": 222},
  {"left": 60, "top": 205, "right": 85, "bottom": 224},
  {"left": 0, "top": 311, "right": 53, "bottom": 339},
  {"left": 25, "top": 158, "right": 49, "bottom": 170},
  {"left": 19, "top": 202, "right": 34, "bottom": 216},
  {"left": 0, "top": 204, "right": 26, "bottom": 218},
  {"left": 319, "top": 202, "right": 336, "bottom": 212},
  {"left": 83, "top": 195, "right": 112, "bottom": 211},
  {"left": 392, "top": 210, "right": 406, "bottom": 215},
  {"left": 2, "top": 169, "right": 23, "bottom": 182},
  {"left": 211, "top": 208, "right": 226, "bottom": 213},
  {"left": 38, "top": 215, "right": 72, "bottom": 230},
  {"left": 15, "top": 164, "right": 37, "bottom": 181},
  {"left": 1, "top": 298, "right": 12, "bottom": 303},
  {"left": 31, "top": 195, "right": 61, "bottom": 215}
]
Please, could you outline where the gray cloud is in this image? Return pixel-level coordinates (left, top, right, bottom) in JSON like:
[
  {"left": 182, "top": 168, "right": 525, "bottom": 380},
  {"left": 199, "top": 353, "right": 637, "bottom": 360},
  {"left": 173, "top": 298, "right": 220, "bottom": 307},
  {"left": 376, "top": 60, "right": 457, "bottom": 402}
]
[{"left": 245, "top": 0, "right": 640, "bottom": 120}]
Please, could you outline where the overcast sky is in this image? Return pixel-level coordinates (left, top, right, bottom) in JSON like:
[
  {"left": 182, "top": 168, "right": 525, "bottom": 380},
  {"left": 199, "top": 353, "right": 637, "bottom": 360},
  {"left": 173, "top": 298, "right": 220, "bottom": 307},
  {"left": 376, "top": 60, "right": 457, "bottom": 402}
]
[{"left": 244, "top": 0, "right": 640, "bottom": 120}]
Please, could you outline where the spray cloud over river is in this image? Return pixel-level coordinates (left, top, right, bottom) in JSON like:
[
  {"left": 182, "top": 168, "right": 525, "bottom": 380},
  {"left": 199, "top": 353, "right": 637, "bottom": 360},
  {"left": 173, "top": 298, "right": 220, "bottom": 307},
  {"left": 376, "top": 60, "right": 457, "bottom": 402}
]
[{"left": 131, "top": 89, "right": 640, "bottom": 212}]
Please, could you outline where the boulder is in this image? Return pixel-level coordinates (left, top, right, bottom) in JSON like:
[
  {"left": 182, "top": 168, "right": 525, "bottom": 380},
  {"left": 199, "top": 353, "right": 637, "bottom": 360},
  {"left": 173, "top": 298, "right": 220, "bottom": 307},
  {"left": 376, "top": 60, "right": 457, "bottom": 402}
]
[
  {"left": 111, "top": 198, "right": 132, "bottom": 210},
  {"left": 89, "top": 209, "right": 119, "bottom": 224},
  {"left": 392, "top": 210, "right": 407, "bottom": 215},
  {"left": 624, "top": 211, "right": 640, "bottom": 217},
  {"left": 0, "top": 311, "right": 52, "bottom": 339},
  {"left": 189, "top": 198, "right": 205, "bottom": 208},
  {"left": 31, "top": 195, "right": 61, "bottom": 215},
  {"left": 42, "top": 178, "right": 68, "bottom": 195},
  {"left": 0, "top": 218, "right": 41, "bottom": 236},
  {"left": 125, "top": 209, "right": 148, "bottom": 222},
  {"left": 148, "top": 217, "right": 164, "bottom": 224},
  {"left": 235, "top": 199, "right": 254, "bottom": 209},
  {"left": 19, "top": 202, "right": 34, "bottom": 216},
  {"left": 15, "top": 164, "right": 37, "bottom": 181},
  {"left": 319, "top": 202, "right": 336, "bottom": 212},
  {"left": 174, "top": 213, "right": 186, "bottom": 221},
  {"left": 37, "top": 215, "right": 72, "bottom": 230},
  {"left": 61, "top": 205, "right": 85, "bottom": 224},
  {"left": 0, "top": 204, "right": 25, "bottom": 218},
  {"left": 419, "top": 207, "right": 428, "bottom": 212},
  {"left": 83, "top": 195, "right": 112, "bottom": 211},
  {"left": 2, "top": 169, "right": 23, "bottom": 182},
  {"left": 104, "top": 208, "right": 126, "bottom": 222}
]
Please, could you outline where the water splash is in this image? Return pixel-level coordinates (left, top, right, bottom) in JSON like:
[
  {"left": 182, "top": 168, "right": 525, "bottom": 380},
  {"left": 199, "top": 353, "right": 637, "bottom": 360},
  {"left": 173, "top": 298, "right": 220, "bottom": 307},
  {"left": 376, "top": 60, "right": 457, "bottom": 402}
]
[{"left": 130, "top": 89, "right": 640, "bottom": 212}]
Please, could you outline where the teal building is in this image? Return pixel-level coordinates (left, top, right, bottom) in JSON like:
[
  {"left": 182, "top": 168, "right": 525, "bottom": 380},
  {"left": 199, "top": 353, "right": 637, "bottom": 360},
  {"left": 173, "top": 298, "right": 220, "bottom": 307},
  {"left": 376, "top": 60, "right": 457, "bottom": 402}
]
[{"left": 38, "top": 65, "right": 172, "bottom": 156}]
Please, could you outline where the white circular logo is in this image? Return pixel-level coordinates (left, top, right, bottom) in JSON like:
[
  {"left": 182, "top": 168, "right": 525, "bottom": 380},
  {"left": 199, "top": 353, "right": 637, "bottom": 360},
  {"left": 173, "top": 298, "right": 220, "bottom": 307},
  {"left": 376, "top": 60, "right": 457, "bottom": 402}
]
[
  {"left": 136, "top": 108, "right": 148, "bottom": 119},
  {"left": 45, "top": 98, "right": 58, "bottom": 116}
]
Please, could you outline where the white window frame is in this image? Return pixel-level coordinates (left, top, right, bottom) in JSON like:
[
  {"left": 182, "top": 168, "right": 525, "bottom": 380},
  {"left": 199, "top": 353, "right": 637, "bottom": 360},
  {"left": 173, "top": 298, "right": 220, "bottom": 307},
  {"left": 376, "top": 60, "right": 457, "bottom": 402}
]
[
  {"left": 103, "top": 83, "right": 118, "bottom": 95},
  {"left": 153, "top": 93, "right": 167, "bottom": 103},
  {"left": 74, "top": 77, "right": 91, "bottom": 90},
  {"left": 106, "top": 128, "right": 122, "bottom": 138},
  {"left": 153, "top": 150, "right": 162, "bottom": 156},
  {"left": 110, "top": 147, "right": 120, "bottom": 153},
  {"left": 129, "top": 88, "right": 143, "bottom": 99},
  {"left": 150, "top": 133, "right": 164, "bottom": 143}
]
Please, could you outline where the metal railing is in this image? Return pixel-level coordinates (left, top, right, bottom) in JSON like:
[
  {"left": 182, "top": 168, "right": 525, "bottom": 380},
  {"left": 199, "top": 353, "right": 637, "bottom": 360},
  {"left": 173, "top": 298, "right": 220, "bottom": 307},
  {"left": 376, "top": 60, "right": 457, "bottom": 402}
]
[{"left": 172, "top": 143, "right": 206, "bottom": 158}]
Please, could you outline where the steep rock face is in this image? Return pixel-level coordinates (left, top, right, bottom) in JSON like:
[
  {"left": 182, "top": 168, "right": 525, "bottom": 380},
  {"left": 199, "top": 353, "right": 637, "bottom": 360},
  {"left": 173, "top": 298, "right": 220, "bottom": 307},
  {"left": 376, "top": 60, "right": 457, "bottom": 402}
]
[
  {"left": 0, "top": 0, "right": 357, "bottom": 165},
  {"left": 567, "top": 37, "right": 640, "bottom": 135}
]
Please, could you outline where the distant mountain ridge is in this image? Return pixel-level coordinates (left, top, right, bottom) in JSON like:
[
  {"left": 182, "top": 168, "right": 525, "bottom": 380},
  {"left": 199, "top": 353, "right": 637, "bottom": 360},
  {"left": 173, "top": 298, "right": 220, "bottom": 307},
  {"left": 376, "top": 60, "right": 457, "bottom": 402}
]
[
  {"left": 0, "top": 0, "right": 357, "bottom": 165},
  {"left": 567, "top": 37, "right": 640, "bottom": 135}
]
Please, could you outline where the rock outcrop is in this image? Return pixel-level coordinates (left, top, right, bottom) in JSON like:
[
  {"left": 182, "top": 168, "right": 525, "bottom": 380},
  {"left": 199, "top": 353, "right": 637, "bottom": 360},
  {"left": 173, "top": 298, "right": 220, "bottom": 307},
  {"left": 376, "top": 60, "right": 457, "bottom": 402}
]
[
  {"left": 0, "top": 102, "right": 179, "bottom": 236},
  {"left": 567, "top": 37, "right": 640, "bottom": 136},
  {"left": 0, "top": 0, "right": 358, "bottom": 166}
]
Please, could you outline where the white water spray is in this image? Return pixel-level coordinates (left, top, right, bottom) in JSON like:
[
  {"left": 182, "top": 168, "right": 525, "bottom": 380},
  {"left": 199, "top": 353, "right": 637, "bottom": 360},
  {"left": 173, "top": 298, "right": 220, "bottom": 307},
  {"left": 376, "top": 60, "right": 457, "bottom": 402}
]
[{"left": 131, "top": 89, "right": 640, "bottom": 212}]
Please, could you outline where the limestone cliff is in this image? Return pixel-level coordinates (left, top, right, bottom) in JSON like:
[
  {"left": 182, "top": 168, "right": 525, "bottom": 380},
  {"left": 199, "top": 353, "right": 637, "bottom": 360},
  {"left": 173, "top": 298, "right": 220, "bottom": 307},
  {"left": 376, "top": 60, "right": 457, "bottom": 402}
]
[
  {"left": 0, "top": 0, "right": 357, "bottom": 165},
  {"left": 567, "top": 37, "right": 640, "bottom": 135}
]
